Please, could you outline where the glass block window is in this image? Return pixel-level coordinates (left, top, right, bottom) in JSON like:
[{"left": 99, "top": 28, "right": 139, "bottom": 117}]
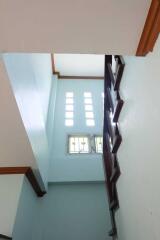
[
  {"left": 65, "top": 92, "right": 74, "bottom": 126},
  {"left": 84, "top": 92, "right": 95, "bottom": 127}
]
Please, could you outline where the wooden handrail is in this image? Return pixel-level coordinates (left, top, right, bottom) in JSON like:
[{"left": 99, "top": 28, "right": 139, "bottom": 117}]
[
  {"left": 113, "top": 99, "right": 124, "bottom": 123},
  {"left": 103, "top": 55, "right": 125, "bottom": 238},
  {"left": 0, "top": 167, "right": 46, "bottom": 197},
  {"left": 113, "top": 57, "right": 125, "bottom": 90}
]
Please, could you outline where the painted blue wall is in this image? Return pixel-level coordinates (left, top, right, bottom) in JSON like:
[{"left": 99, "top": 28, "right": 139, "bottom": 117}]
[
  {"left": 32, "top": 183, "right": 111, "bottom": 240},
  {"left": 49, "top": 79, "right": 105, "bottom": 182},
  {"left": 12, "top": 177, "right": 38, "bottom": 240},
  {"left": 4, "top": 54, "right": 104, "bottom": 184},
  {"left": 3, "top": 54, "right": 56, "bottom": 187},
  {"left": 13, "top": 181, "right": 111, "bottom": 240},
  {"left": 46, "top": 75, "right": 58, "bottom": 151},
  {"left": 29, "top": 54, "right": 53, "bottom": 125}
]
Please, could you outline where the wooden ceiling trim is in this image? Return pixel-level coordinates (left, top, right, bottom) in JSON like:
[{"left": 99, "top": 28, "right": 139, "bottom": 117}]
[
  {"left": 136, "top": 0, "right": 160, "bottom": 56},
  {"left": 51, "top": 54, "right": 104, "bottom": 80}
]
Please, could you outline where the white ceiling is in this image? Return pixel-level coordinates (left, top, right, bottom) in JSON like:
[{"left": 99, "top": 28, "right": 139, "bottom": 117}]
[
  {"left": 0, "top": 0, "right": 151, "bottom": 54},
  {"left": 54, "top": 54, "right": 104, "bottom": 77}
]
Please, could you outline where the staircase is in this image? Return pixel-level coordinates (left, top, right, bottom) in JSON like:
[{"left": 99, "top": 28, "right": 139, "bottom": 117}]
[{"left": 103, "top": 55, "right": 125, "bottom": 239}]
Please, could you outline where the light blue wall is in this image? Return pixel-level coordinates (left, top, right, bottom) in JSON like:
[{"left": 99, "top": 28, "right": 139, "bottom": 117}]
[
  {"left": 49, "top": 79, "right": 105, "bottom": 182},
  {"left": 3, "top": 54, "right": 55, "bottom": 187},
  {"left": 32, "top": 183, "right": 111, "bottom": 240},
  {"left": 29, "top": 54, "right": 53, "bottom": 125},
  {"left": 46, "top": 75, "right": 58, "bottom": 150},
  {"left": 4, "top": 53, "right": 53, "bottom": 125},
  {"left": 12, "top": 177, "right": 38, "bottom": 240},
  {"left": 13, "top": 181, "right": 111, "bottom": 240}
]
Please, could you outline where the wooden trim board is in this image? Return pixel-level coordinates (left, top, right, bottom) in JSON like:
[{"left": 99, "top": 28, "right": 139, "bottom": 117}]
[
  {"left": 0, "top": 167, "right": 46, "bottom": 197},
  {"left": 136, "top": 0, "right": 160, "bottom": 56},
  {"left": 51, "top": 54, "right": 104, "bottom": 80}
]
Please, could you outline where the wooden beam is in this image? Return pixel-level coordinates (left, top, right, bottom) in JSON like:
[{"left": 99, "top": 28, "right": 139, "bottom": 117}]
[
  {"left": 0, "top": 167, "right": 46, "bottom": 197},
  {"left": 51, "top": 53, "right": 56, "bottom": 74},
  {"left": 59, "top": 75, "right": 104, "bottom": 80},
  {"left": 51, "top": 53, "right": 60, "bottom": 76},
  {"left": 136, "top": 0, "right": 160, "bottom": 56}
]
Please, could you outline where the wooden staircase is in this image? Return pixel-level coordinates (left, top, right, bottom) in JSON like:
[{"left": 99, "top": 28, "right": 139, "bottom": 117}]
[{"left": 103, "top": 55, "right": 125, "bottom": 238}]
